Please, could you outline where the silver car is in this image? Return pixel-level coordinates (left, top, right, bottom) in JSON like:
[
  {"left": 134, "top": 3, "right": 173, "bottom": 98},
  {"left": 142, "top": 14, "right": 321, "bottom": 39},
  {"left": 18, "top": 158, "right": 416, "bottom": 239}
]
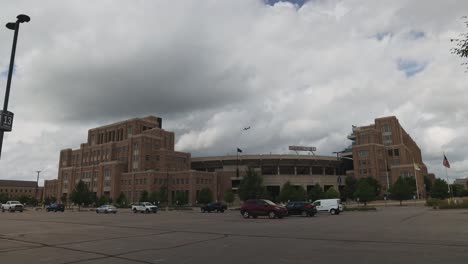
[{"left": 96, "top": 205, "right": 117, "bottom": 214}]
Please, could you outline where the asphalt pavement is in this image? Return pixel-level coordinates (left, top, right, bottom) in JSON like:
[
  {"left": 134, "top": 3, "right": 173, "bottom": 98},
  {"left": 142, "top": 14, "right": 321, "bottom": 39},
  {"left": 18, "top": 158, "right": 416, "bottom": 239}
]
[{"left": 0, "top": 206, "right": 467, "bottom": 263}]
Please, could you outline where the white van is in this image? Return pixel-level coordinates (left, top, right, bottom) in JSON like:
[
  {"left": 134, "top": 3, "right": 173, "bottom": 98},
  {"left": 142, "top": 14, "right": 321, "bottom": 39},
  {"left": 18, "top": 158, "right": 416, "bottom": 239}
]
[{"left": 312, "top": 199, "right": 343, "bottom": 215}]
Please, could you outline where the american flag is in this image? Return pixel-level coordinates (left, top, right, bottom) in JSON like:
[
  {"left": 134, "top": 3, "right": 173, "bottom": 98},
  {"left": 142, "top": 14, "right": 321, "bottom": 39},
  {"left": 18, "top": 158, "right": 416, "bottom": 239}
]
[{"left": 443, "top": 154, "right": 450, "bottom": 168}]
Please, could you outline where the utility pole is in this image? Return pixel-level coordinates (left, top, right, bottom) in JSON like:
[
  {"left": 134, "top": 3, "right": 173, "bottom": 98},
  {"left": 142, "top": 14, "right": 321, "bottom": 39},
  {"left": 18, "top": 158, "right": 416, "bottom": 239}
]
[{"left": 35, "top": 170, "right": 41, "bottom": 203}]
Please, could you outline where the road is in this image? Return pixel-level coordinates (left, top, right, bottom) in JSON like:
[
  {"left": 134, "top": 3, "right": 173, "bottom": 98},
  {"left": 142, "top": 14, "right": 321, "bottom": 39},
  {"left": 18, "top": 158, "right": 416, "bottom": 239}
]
[{"left": 0, "top": 206, "right": 467, "bottom": 263}]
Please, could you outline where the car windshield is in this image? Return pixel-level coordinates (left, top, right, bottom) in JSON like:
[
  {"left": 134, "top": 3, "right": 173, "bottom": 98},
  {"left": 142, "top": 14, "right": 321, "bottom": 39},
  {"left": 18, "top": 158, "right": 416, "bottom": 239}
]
[{"left": 264, "top": 200, "right": 276, "bottom": 206}]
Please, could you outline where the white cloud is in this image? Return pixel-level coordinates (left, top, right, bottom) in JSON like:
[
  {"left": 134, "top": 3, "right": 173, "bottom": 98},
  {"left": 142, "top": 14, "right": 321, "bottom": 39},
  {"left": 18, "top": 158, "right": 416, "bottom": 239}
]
[{"left": 1, "top": 0, "right": 468, "bottom": 183}]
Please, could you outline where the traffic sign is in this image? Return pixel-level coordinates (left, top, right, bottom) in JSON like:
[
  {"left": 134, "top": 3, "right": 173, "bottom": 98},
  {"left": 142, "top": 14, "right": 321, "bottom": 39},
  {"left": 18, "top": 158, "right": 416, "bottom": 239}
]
[{"left": 0, "top": 111, "right": 14, "bottom": 132}]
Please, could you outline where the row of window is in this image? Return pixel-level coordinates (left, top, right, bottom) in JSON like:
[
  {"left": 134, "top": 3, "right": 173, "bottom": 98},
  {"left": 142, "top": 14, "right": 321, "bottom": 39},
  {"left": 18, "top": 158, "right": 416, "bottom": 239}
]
[
  {"left": 0, "top": 189, "right": 33, "bottom": 193},
  {"left": 120, "top": 177, "right": 213, "bottom": 186}
]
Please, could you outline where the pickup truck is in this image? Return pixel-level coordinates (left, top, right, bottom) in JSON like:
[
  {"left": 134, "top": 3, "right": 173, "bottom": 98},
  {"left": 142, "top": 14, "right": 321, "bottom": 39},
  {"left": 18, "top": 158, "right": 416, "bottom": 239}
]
[
  {"left": 132, "top": 202, "right": 158, "bottom": 213},
  {"left": 1, "top": 201, "right": 24, "bottom": 213}
]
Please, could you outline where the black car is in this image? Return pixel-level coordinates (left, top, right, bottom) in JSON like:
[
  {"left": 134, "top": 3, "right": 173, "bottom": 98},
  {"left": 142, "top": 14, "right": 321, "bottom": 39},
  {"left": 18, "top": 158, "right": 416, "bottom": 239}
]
[
  {"left": 200, "top": 202, "right": 227, "bottom": 213},
  {"left": 285, "top": 201, "right": 317, "bottom": 217},
  {"left": 46, "top": 203, "right": 65, "bottom": 212}
]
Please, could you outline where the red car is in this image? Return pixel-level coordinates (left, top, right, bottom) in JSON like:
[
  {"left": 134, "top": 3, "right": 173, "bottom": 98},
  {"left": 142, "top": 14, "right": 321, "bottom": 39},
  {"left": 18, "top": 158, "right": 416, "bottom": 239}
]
[{"left": 240, "top": 199, "right": 288, "bottom": 219}]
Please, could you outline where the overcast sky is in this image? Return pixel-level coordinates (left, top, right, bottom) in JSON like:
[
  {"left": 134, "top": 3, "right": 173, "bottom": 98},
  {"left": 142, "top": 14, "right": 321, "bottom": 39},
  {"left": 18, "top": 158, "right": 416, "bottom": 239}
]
[{"left": 1, "top": 0, "right": 468, "bottom": 185}]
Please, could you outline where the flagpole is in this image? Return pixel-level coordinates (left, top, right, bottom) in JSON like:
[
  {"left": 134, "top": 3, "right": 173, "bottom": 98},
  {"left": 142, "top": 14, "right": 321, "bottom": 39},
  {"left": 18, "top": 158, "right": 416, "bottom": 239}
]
[
  {"left": 236, "top": 148, "right": 239, "bottom": 178},
  {"left": 385, "top": 159, "right": 390, "bottom": 191},
  {"left": 413, "top": 160, "right": 420, "bottom": 200}
]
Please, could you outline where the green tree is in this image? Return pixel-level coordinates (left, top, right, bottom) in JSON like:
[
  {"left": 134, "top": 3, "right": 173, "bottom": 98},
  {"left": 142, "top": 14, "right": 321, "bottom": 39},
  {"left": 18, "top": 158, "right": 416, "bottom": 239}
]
[
  {"left": 0, "top": 193, "right": 8, "bottom": 203},
  {"left": 197, "top": 188, "right": 213, "bottom": 204},
  {"left": 278, "top": 182, "right": 307, "bottom": 202},
  {"left": 224, "top": 189, "right": 235, "bottom": 205},
  {"left": 423, "top": 175, "right": 433, "bottom": 195},
  {"left": 60, "top": 193, "right": 68, "bottom": 205},
  {"left": 354, "top": 180, "right": 376, "bottom": 206},
  {"left": 116, "top": 192, "right": 128, "bottom": 207},
  {"left": 97, "top": 195, "right": 109, "bottom": 206},
  {"left": 139, "top": 190, "right": 149, "bottom": 202},
  {"left": 364, "top": 177, "right": 382, "bottom": 197},
  {"left": 69, "top": 181, "right": 92, "bottom": 211},
  {"left": 159, "top": 186, "right": 168, "bottom": 204},
  {"left": 307, "top": 183, "right": 324, "bottom": 201},
  {"left": 148, "top": 191, "right": 159, "bottom": 205},
  {"left": 18, "top": 195, "right": 31, "bottom": 205},
  {"left": 389, "top": 177, "right": 414, "bottom": 205},
  {"left": 44, "top": 196, "right": 51, "bottom": 206},
  {"left": 430, "top": 179, "right": 449, "bottom": 199},
  {"left": 324, "top": 187, "right": 340, "bottom": 199},
  {"left": 238, "top": 168, "right": 267, "bottom": 201},
  {"left": 174, "top": 191, "right": 188, "bottom": 206},
  {"left": 344, "top": 176, "right": 357, "bottom": 200}
]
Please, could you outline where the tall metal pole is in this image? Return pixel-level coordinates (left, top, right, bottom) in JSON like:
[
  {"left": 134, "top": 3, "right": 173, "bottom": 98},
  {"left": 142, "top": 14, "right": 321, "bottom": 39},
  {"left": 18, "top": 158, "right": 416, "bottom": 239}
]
[
  {"left": 384, "top": 159, "right": 390, "bottom": 191},
  {"left": 0, "top": 14, "right": 31, "bottom": 159},
  {"left": 35, "top": 171, "right": 41, "bottom": 202},
  {"left": 412, "top": 161, "right": 420, "bottom": 200}
]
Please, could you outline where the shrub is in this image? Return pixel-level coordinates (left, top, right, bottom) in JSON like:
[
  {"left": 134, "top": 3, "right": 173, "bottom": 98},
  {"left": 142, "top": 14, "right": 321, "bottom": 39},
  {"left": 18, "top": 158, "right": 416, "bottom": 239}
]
[
  {"left": 426, "top": 198, "right": 441, "bottom": 208},
  {"left": 438, "top": 200, "right": 468, "bottom": 209}
]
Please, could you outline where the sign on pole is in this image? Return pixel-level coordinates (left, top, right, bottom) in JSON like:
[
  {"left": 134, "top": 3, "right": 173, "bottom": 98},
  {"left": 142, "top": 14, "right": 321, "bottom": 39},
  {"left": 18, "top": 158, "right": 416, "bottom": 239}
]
[{"left": 0, "top": 111, "right": 14, "bottom": 132}]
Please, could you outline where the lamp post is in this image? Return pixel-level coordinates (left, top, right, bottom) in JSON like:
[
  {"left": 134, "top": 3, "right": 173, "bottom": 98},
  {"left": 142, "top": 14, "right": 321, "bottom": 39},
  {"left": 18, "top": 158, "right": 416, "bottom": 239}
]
[
  {"left": 35, "top": 170, "right": 41, "bottom": 203},
  {"left": 0, "top": 14, "right": 31, "bottom": 158}
]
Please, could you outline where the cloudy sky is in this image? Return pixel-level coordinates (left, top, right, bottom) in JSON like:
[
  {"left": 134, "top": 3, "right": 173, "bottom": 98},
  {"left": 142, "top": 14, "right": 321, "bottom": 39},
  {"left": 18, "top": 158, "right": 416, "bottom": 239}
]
[{"left": 1, "top": 0, "right": 468, "bottom": 185}]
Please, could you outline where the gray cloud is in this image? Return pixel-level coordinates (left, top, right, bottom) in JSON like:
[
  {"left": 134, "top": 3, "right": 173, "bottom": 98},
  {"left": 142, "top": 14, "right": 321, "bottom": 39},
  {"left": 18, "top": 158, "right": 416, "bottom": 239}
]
[{"left": 1, "top": 0, "right": 468, "bottom": 183}]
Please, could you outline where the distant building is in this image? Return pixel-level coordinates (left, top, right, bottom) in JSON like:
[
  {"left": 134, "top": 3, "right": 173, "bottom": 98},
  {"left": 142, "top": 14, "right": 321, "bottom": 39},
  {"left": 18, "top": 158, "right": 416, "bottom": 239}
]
[
  {"left": 347, "top": 116, "right": 429, "bottom": 197},
  {"left": 453, "top": 178, "right": 468, "bottom": 190},
  {"left": 0, "top": 180, "right": 43, "bottom": 201},
  {"left": 44, "top": 116, "right": 216, "bottom": 205}
]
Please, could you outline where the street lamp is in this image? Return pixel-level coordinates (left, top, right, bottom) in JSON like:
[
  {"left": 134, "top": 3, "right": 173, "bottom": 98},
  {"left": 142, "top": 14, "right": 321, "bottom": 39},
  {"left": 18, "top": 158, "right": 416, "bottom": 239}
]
[
  {"left": 0, "top": 14, "right": 31, "bottom": 158},
  {"left": 35, "top": 170, "right": 41, "bottom": 202}
]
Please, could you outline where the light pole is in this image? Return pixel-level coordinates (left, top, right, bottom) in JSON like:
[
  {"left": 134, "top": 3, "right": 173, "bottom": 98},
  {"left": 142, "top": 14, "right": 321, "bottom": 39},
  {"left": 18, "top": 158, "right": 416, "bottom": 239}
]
[
  {"left": 35, "top": 170, "right": 41, "bottom": 204},
  {"left": 0, "top": 14, "right": 31, "bottom": 158}
]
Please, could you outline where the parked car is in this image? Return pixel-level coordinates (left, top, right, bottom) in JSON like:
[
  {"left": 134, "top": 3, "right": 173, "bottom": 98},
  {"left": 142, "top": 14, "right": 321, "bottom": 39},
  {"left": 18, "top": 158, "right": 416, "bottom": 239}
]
[
  {"left": 132, "top": 202, "right": 158, "bottom": 213},
  {"left": 312, "top": 199, "right": 343, "bottom": 215},
  {"left": 285, "top": 201, "right": 317, "bottom": 217},
  {"left": 96, "top": 205, "right": 117, "bottom": 214},
  {"left": 240, "top": 199, "right": 288, "bottom": 219},
  {"left": 1, "top": 201, "right": 24, "bottom": 213},
  {"left": 200, "top": 202, "right": 227, "bottom": 213},
  {"left": 46, "top": 203, "right": 65, "bottom": 212}
]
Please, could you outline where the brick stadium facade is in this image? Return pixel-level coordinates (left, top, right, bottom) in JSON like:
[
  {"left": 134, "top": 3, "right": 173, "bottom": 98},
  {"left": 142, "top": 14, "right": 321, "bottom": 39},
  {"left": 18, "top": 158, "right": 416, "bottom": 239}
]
[
  {"left": 43, "top": 116, "right": 216, "bottom": 205},
  {"left": 347, "top": 116, "right": 429, "bottom": 197}
]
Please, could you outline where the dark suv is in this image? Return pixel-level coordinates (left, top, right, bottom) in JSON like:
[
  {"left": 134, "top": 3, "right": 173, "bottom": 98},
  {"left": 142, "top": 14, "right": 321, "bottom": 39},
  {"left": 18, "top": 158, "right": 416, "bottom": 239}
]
[
  {"left": 200, "top": 202, "right": 227, "bottom": 213},
  {"left": 240, "top": 199, "right": 288, "bottom": 219},
  {"left": 285, "top": 201, "right": 317, "bottom": 217},
  {"left": 46, "top": 204, "right": 65, "bottom": 212}
]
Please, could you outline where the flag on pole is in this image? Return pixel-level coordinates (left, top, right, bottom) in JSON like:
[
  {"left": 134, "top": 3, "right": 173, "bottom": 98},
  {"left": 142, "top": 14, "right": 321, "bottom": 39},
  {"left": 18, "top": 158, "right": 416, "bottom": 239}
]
[
  {"left": 413, "top": 162, "right": 421, "bottom": 171},
  {"left": 443, "top": 154, "right": 450, "bottom": 168},
  {"left": 237, "top": 148, "right": 242, "bottom": 153}
]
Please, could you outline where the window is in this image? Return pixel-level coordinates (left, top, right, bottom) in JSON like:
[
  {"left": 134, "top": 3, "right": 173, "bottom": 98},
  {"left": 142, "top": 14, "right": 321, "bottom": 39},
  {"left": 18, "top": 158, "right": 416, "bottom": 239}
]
[
  {"left": 382, "top": 124, "right": 391, "bottom": 132},
  {"left": 394, "top": 149, "right": 399, "bottom": 156},
  {"left": 146, "top": 155, "right": 150, "bottom": 161},
  {"left": 359, "top": 150, "right": 369, "bottom": 157},
  {"left": 388, "top": 149, "right": 393, "bottom": 156}
]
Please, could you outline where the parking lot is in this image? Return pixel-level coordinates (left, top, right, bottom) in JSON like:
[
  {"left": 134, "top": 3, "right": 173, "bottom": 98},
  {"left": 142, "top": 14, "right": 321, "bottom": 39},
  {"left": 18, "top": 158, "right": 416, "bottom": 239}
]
[{"left": 0, "top": 206, "right": 467, "bottom": 264}]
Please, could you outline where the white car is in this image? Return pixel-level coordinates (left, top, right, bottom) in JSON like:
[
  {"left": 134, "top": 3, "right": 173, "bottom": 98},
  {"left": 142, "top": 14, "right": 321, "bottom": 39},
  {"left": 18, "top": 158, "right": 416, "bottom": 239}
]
[
  {"left": 132, "top": 202, "right": 158, "bottom": 213},
  {"left": 312, "top": 199, "right": 343, "bottom": 215},
  {"left": 96, "top": 205, "right": 117, "bottom": 214},
  {"left": 1, "top": 201, "right": 24, "bottom": 213}
]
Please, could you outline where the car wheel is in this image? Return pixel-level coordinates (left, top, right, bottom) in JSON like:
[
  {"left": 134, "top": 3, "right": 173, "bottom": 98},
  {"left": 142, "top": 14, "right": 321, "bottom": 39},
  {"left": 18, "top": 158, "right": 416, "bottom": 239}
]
[
  {"left": 330, "top": 209, "right": 336, "bottom": 215},
  {"left": 133, "top": 209, "right": 137, "bottom": 213},
  {"left": 252, "top": 215, "right": 258, "bottom": 218},
  {"left": 309, "top": 212, "right": 316, "bottom": 217},
  {"left": 242, "top": 211, "right": 250, "bottom": 218},
  {"left": 1, "top": 209, "right": 4, "bottom": 213},
  {"left": 154, "top": 210, "right": 157, "bottom": 214},
  {"left": 220, "top": 210, "right": 224, "bottom": 213},
  {"left": 201, "top": 208, "right": 205, "bottom": 213},
  {"left": 145, "top": 209, "right": 149, "bottom": 214},
  {"left": 96, "top": 210, "right": 99, "bottom": 214},
  {"left": 105, "top": 210, "right": 108, "bottom": 214},
  {"left": 113, "top": 211, "right": 117, "bottom": 214},
  {"left": 54, "top": 209, "right": 57, "bottom": 213},
  {"left": 268, "top": 211, "right": 276, "bottom": 219}
]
